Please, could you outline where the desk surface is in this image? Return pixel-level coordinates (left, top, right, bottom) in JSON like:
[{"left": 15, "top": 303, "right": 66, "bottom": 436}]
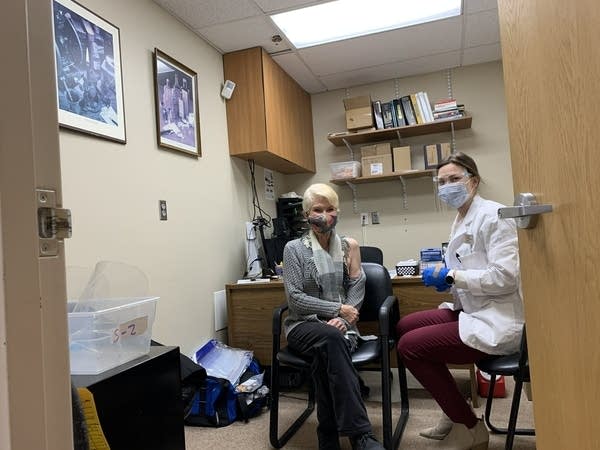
[{"left": 226, "top": 275, "right": 422, "bottom": 290}]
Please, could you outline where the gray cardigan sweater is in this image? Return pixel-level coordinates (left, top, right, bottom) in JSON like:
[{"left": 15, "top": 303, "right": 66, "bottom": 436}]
[{"left": 282, "top": 235, "right": 366, "bottom": 343}]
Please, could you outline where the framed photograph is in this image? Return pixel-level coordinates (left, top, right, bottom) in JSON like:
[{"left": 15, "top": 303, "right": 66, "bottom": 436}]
[
  {"left": 153, "top": 49, "right": 201, "bottom": 157},
  {"left": 52, "top": 0, "right": 126, "bottom": 143}
]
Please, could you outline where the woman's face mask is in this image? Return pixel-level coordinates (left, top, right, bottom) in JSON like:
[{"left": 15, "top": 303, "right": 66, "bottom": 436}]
[
  {"left": 308, "top": 213, "right": 338, "bottom": 233},
  {"left": 307, "top": 199, "right": 338, "bottom": 234},
  {"left": 438, "top": 181, "right": 470, "bottom": 208}
]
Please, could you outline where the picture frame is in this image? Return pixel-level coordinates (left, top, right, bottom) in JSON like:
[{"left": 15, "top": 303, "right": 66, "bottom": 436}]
[
  {"left": 153, "top": 48, "right": 201, "bottom": 157},
  {"left": 52, "top": 0, "right": 126, "bottom": 143}
]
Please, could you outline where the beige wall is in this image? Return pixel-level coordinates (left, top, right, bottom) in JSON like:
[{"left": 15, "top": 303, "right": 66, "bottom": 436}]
[
  {"left": 287, "top": 61, "right": 514, "bottom": 269},
  {"left": 59, "top": 0, "right": 280, "bottom": 356}
]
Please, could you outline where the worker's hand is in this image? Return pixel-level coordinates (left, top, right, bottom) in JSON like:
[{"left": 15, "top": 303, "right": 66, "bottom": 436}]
[
  {"left": 339, "top": 304, "right": 359, "bottom": 324},
  {"left": 422, "top": 265, "right": 451, "bottom": 292},
  {"left": 327, "top": 318, "right": 347, "bottom": 333}
]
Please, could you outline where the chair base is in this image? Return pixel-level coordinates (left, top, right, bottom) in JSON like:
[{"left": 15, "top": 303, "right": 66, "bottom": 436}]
[{"left": 484, "top": 376, "right": 535, "bottom": 450}]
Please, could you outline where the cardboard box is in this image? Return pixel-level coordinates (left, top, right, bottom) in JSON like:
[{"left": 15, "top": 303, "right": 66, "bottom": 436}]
[
  {"left": 344, "top": 96, "right": 374, "bottom": 131},
  {"left": 360, "top": 142, "right": 391, "bottom": 158},
  {"left": 392, "top": 146, "right": 412, "bottom": 172},
  {"left": 361, "top": 154, "right": 393, "bottom": 177},
  {"left": 424, "top": 142, "right": 452, "bottom": 169}
]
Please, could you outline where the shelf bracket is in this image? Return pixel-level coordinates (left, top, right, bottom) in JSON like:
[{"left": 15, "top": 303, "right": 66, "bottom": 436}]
[
  {"left": 341, "top": 138, "right": 355, "bottom": 160},
  {"left": 395, "top": 130, "right": 403, "bottom": 146},
  {"left": 450, "top": 121, "right": 456, "bottom": 152},
  {"left": 398, "top": 176, "right": 408, "bottom": 209},
  {"left": 345, "top": 181, "right": 359, "bottom": 213}
]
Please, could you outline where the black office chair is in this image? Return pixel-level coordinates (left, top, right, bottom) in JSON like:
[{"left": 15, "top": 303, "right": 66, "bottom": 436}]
[
  {"left": 269, "top": 262, "right": 409, "bottom": 449},
  {"left": 476, "top": 325, "right": 535, "bottom": 450},
  {"left": 359, "top": 246, "right": 384, "bottom": 265}
]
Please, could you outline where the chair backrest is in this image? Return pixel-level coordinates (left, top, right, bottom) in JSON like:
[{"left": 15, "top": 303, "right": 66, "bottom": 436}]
[
  {"left": 359, "top": 246, "right": 384, "bottom": 265},
  {"left": 360, "top": 262, "right": 392, "bottom": 322}
]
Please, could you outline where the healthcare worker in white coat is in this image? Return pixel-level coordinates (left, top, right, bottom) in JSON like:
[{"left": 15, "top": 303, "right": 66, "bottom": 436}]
[{"left": 396, "top": 152, "right": 524, "bottom": 450}]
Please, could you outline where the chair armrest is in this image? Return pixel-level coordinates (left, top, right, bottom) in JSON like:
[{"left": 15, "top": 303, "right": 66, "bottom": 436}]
[
  {"left": 272, "top": 303, "right": 288, "bottom": 360},
  {"left": 272, "top": 303, "right": 289, "bottom": 337},
  {"left": 377, "top": 295, "right": 399, "bottom": 337}
]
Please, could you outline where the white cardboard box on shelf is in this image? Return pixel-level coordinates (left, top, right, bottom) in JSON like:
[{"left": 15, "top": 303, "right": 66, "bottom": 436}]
[
  {"left": 329, "top": 161, "right": 361, "bottom": 180},
  {"left": 67, "top": 296, "right": 158, "bottom": 374}
]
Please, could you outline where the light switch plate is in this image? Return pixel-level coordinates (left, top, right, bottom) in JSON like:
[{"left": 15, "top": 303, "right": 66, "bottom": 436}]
[{"left": 371, "top": 211, "right": 380, "bottom": 224}]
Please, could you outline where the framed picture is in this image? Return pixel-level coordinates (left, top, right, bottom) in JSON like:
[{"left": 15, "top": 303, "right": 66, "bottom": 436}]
[
  {"left": 52, "top": 0, "right": 126, "bottom": 143},
  {"left": 153, "top": 49, "right": 201, "bottom": 157}
]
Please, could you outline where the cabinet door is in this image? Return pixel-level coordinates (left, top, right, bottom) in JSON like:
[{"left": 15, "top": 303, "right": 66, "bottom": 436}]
[
  {"left": 262, "top": 50, "right": 315, "bottom": 172},
  {"left": 223, "top": 48, "right": 267, "bottom": 156}
]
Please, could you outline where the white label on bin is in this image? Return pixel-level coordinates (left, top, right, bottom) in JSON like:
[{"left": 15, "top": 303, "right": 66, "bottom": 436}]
[
  {"left": 370, "top": 163, "right": 384, "bottom": 175},
  {"left": 112, "top": 316, "right": 148, "bottom": 343}
]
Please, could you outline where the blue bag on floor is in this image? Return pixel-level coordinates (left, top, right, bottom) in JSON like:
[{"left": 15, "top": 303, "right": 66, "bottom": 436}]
[
  {"left": 183, "top": 340, "right": 269, "bottom": 427},
  {"left": 186, "top": 376, "right": 238, "bottom": 427}
]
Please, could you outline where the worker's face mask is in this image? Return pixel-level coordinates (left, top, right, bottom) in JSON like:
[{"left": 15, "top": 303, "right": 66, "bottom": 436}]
[
  {"left": 438, "top": 181, "right": 470, "bottom": 208},
  {"left": 308, "top": 213, "right": 338, "bottom": 234}
]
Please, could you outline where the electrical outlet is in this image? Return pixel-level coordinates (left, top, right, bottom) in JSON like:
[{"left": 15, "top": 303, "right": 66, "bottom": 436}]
[
  {"left": 371, "top": 211, "right": 380, "bottom": 224},
  {"left": 159, "top": 200, "right": 167, "bottom": 220},
  {"left": 360, "top": 212, "right": 369, "bottom": 226}
]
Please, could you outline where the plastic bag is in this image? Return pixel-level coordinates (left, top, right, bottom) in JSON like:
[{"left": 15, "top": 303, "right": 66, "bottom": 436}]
[{"left": 192, "top": 339, "right": 253, "bottom": 385}]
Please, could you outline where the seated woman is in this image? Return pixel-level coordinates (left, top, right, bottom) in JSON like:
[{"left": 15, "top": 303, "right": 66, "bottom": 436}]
[
  {"left": 396, "top": 152, "right": 524, "bottom": 450},
  {"left": 282, "top": 183, "right": 384, "bottom": 450}
]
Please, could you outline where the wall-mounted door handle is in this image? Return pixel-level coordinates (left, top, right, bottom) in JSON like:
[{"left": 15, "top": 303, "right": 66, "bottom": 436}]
[{"left": 498, "top": 193, "right": 553, "bottom": 229}]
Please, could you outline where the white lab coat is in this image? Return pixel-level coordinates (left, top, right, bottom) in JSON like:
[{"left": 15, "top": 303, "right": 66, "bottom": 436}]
[{"left": 443, "top": 195, "right": 524, "bottom": 355}]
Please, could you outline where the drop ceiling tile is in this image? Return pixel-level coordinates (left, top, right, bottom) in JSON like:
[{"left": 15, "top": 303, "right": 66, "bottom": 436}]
[
  {"left": 298, "top": 16, "right": 463, "bottom": 76},
  {"left": 464, "top": 9, "right": 500, "bottom": 47},
  {"left": 319, "top": 51, "right": 462, "bottom": 91},
  {"left": 153, "top": 0, "right": 261, "bottom": 29},
  {"left": 253, "top": 0, "right": 326, "bottom": 13},
  {"left": 272, "top": 52, "right": 326, "bottom": 94},
  {"left": 462, "top": 43, "right": 502, "bottom": 66},
  {"left": 198, "top": 16, "right": 291, "bottom": 54}
]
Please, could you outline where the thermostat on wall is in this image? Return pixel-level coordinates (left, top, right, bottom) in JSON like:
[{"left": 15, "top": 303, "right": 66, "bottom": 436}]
[{"left": 221, "top": 80, "right": 236, "bottom": 99}]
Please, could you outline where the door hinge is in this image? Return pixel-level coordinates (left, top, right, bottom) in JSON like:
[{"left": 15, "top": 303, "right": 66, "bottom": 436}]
[{"left": 37, "top": 188, "right": 72, "bottom": 256}]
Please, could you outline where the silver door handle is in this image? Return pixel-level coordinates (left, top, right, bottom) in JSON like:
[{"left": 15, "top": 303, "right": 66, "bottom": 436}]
[{"left": 498, "top": 193, "right": 553, "bottom": 229}]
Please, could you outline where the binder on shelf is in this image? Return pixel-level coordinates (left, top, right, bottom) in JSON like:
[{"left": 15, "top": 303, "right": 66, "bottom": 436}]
[
  {"left": 372, "top": 100, "right": 385, "bottom": 129},
  {"left": 410, "top": 93, "right": 425, "bottom": 124},
  {"left": 381, "top": 101, "right": 394, "bottom": 128},
  {"left": 400, "top": 96, "right": 417, "bottom": 126},
  {"left": 392, "top": 98, "right": 406, "bottom": 126}
]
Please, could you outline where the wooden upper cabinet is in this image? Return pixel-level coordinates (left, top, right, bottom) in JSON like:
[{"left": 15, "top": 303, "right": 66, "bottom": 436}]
[{"left": 223, "top": 47, "right": 316, "bottom": 174}]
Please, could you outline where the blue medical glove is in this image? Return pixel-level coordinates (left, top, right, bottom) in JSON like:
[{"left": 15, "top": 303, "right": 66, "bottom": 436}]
[{"left": 422, "top": 266, "right": 451, "bottom": 292}]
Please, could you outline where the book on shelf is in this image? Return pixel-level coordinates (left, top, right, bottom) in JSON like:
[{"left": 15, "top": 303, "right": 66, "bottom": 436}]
[
  {"left": 400, "top": 96, "right": 417, "bottom": 126},
  {"left": 410, "top": 93, "right": 425, "bottom": 124},
  {"left": 434, "top": 98, "right": 458, "bottom": 112},
  {"left": 392, "top": 98, "right": 406, "bottom": 126},
  {"left": 416, "top": 92, "right": 434, "bottom": 123},
  {"left": 433, "top": 109, "right": 464, "bottom": 120},
  {"left": 381, "top": 101, "right": 395, "bottom": 128},
  {"left": 372, "top": 100, "right": 384, "bottom": 129},
  {"left": 422, "top": 91, "right": 434, "bottom": 122}
]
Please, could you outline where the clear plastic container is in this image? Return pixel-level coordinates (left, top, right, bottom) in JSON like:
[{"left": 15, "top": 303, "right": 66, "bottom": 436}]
[
  {"left": 329, "top": 161, "right": 361, "bottom": 180},
  {"left": 67, "top": 296, "right": 158, "bottom": 374}
]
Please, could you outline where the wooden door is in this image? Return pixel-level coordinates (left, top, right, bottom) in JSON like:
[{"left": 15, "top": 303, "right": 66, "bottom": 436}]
[
  {"left": 0, "top": 0, "right": 72, "bottom": 448},
  {"left": 498, "top": 1, "right": 600, "bottom": 448}
]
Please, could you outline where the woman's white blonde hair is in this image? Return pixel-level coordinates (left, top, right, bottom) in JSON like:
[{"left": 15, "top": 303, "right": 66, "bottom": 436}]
[{"left": 302, "top": 183, "right": 339, "bottom": 213}]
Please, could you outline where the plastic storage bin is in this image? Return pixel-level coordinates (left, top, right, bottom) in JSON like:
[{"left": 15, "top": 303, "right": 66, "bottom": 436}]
[
  {"left": 329, "top": 161, "right": 361, "bottom": 180},
  {"left": 67, "top": 296, "right": 158, "bottom": 374}
]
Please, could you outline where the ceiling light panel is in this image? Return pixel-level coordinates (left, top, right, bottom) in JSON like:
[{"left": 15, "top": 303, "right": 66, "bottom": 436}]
[{"left": 271, "top": 0, "right": 462, "bottom": 49}]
